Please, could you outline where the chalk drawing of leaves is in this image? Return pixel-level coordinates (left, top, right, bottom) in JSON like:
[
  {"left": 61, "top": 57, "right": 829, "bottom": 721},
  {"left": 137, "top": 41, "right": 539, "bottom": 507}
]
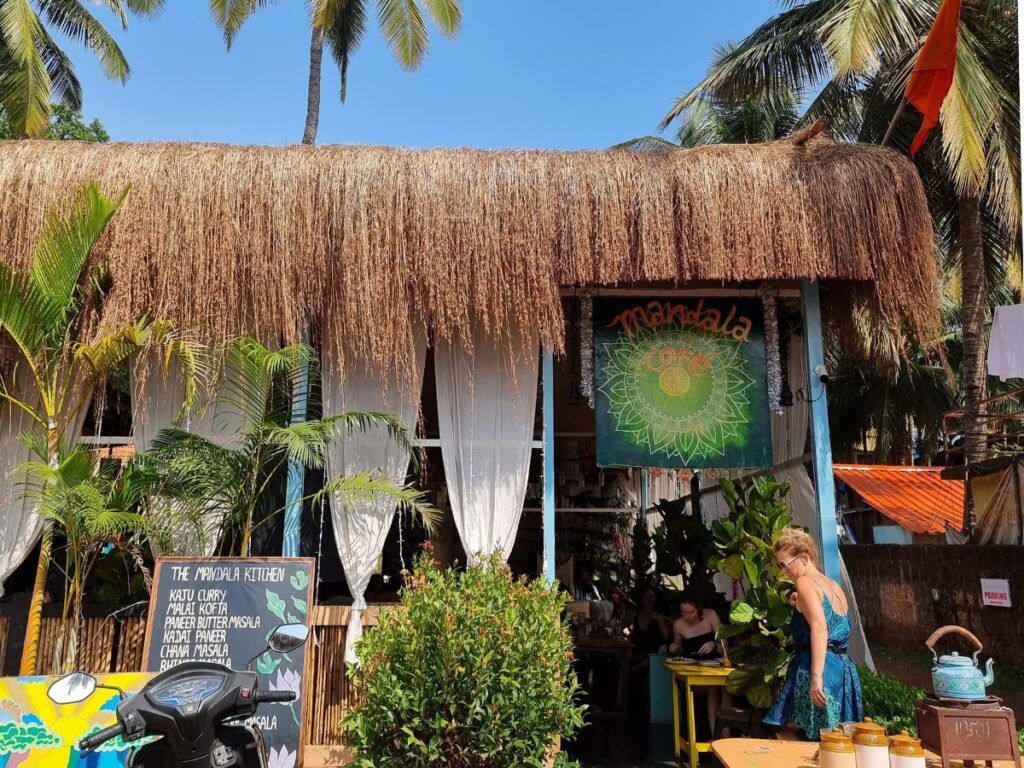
[
  {"left": 286, "top": 613, "right": 299, "bottom": 624},
  {"left": 269, "top": 668, "right": 302, "bottom": 697},
  {"left": 291, "top": 596, "right": 307, "bottom": 615},
  {"left": 290, "top": 570, "right": 308, "bottom": 591},
  {"left": 256, "top": 653, "right": 282, "bottom": 675},
  {"left": 268, "top": 746, "right": 297, "bottom": 768},
  {"left": 266, "top": 589, "right": 287, "bottom": 621}
]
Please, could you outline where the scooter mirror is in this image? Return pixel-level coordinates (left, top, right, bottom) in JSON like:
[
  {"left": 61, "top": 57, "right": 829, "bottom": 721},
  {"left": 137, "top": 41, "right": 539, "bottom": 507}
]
[
  {"left": 47, "top": 672, "right": 97, "bottom": 705},
  {"left": 268, "top": 624, "right": 309, "bottom": 654}
]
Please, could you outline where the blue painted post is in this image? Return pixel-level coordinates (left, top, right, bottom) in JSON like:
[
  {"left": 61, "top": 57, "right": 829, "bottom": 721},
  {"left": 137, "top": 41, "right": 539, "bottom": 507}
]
[
  {"left": 282, "top": 355, "right": 310, "bottom": 558},
  {"left": 802, "top": 282, "right": 841, "bottom": 581},
  {"left": 542, "top": 348, "right": 556, "bottom": 580}
]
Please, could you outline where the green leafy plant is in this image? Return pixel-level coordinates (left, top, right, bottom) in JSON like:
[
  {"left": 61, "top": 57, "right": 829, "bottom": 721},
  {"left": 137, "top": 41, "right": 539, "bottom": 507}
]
[
  {"left": 857, "top": 666, "right": 924, "bottom": 736},
  {"left": 344, "top": 549, "right": 585, "bottom": 767},
  {"left": 629, "top": 513, "right": 654, "bottom": 593},
  {"left": 652, "top": 495, "right": 717, "bottom": 605},
  {"left": 708, "top": 476, "right": 794, "bottom": 708}
]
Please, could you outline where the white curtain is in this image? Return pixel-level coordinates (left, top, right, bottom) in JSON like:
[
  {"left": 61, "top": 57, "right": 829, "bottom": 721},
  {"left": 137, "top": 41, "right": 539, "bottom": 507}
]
[
  {"left": 0, "top": 370, "right": 89, "bottom": 596},
  {"left": 435, "top": 324, "right": 539, "bottom": 561},
  {"left": 324, "top": 339, "right": 427, "bottom": 665},
  {"left": 702, "top": 335, "right": 874, "bottom": 669},
  {"left": 131, "top": 357, "right": 235, "bottom": 557}
]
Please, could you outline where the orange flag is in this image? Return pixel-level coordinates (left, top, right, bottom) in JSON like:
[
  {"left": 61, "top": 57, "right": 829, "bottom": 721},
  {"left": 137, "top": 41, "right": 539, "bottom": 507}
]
[{"left": 905, "top": 0, "right": 963, "bottom": 156}]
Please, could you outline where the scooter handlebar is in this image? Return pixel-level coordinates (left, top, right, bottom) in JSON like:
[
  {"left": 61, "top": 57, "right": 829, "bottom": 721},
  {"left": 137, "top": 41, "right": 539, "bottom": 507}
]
[
  {"left": 79, "top": 723, "right": 125, "bottom": 751},
  {"left": 252, "top": 690, "right": 296, "bottom": 704}
]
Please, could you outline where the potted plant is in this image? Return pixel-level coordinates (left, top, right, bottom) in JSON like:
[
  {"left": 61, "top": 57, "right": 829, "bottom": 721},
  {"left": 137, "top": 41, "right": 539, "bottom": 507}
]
[{"left": 708, "top": 476, "right": 795, "bottom": 708}]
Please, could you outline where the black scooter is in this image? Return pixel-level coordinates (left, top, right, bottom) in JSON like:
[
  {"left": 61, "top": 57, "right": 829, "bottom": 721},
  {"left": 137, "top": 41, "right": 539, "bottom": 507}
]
[{"left": 47, "top": 623, "right": 309, "bottom": 768}]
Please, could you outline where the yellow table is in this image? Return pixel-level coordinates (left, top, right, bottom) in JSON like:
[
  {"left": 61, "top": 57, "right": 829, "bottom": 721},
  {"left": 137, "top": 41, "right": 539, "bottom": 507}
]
[{"left": 664, "top": 659, "right": 733, "bottom": 766}]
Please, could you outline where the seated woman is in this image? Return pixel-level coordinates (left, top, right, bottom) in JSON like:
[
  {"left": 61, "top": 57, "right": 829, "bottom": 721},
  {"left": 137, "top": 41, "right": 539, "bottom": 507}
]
[
  {"left": 669, "top": 593, "right": 728, "bottom": 736},
  {"left": 764, "top": 528, "right": 863, "bottom": 740},
  {"left": 669, "top": 593, "right": 723, "bottom": 659}
]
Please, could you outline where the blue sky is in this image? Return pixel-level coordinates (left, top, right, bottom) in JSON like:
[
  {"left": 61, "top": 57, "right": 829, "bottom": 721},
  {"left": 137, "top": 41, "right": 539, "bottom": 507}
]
[{"left": 72, "top": 2, "right": 778, "bottom": 149}]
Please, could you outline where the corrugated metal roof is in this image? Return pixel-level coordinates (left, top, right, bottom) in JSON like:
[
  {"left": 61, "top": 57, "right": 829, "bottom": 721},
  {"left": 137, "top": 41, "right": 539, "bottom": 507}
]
[{"left": 834, "top": 464, "right": 964, "bottom": 535}]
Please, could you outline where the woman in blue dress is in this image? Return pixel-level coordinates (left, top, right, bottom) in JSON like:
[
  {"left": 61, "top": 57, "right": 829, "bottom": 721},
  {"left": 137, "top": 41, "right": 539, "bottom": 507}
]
[{"left": 764, "top": 528, "right": 863, "bottom": 740}]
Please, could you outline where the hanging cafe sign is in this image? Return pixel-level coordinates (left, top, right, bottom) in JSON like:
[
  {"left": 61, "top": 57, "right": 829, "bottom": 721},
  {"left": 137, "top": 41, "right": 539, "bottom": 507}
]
[{"left": 594, "top": 297, "right": 772, "bottom": 469}]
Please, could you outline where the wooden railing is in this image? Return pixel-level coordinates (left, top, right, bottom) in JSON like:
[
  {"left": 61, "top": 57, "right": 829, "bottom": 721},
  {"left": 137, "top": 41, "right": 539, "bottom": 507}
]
[{"left": 26, "top": 605, "right": 394, "bottom": 765}]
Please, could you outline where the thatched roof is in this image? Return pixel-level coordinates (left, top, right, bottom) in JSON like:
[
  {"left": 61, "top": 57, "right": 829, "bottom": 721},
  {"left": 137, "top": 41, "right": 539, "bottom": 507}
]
[{"left": 0, "top": 139, "right": 937, "bottom": 369}]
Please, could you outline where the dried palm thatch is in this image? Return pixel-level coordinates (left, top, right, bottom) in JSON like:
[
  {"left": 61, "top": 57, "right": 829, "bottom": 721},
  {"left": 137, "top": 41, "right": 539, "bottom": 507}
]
[{"left": 0, "top": 139, "right": 937, "bottom": 374}]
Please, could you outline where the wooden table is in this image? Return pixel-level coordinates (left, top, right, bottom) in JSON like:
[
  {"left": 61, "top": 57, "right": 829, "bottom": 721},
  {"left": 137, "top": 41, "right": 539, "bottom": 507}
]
[
  {"left": 712, "top": 738, "right": 1021, "bottom": 768},
  {"left": 663, "top": 659, "right": 732, "bottom": 766},
  {"left": 574, "top": 635, "right": 632, "bottom": 717}
]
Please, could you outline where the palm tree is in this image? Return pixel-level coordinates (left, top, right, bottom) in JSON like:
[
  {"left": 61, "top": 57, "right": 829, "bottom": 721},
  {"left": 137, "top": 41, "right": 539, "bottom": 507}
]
[
  {"left": 0, "top": 0, "right": 163, "bottom": 137},
  {"left": 668, "top": 0, "right": 1020, "bottom": 471},
  {"left": 211, "top": 0, "right": 461, "bottom": 144},
  {"left": 139, "top": 335, "right": 437, "bottom": 557},
  {"left": 20, "top": 439, "right": 153, "bottom": 671},
  {"left": 0, "top": 182, "right": 203, "bottom": 673},
  {"left": 618, "top": 85, "right": 801, "bottom": 149}
]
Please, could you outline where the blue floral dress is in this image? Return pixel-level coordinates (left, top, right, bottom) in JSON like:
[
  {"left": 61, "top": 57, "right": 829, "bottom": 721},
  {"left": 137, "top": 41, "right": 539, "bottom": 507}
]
[{"left": 763, "top": 589, "right": 863, "bottom": 739}]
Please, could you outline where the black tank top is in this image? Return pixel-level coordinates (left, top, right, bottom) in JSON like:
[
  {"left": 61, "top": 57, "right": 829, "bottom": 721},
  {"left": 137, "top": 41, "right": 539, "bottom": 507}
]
[
  {"left": 630, "top": 615, "right": 666, "bottom": 654},
  {"left": 679, "top": 631, "right": 720, "bottom": 659}
]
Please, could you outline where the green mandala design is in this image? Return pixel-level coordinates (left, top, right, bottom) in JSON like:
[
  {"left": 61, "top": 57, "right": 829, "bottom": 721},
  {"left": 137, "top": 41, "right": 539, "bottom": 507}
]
[{"left": 598, "top": 327, "right": 757, "bottom": 464}]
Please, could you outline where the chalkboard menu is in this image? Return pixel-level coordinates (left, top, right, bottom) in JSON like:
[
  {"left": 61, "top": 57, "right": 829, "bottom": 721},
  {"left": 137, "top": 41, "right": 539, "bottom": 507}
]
[{"left": 143, "top": 557, "right": 315, "bottom": 767}]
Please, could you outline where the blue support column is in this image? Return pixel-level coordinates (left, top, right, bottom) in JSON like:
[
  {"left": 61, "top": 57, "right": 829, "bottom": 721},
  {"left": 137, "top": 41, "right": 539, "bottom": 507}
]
[
  {"left": 282, "top": 356, "right": 310, "bottom": 558},
  {"left": 542, "top": 348, "right": 556, "bottom": 580},
  {"left": 802, "top": 283, "right": 841, "bottom": 581}
]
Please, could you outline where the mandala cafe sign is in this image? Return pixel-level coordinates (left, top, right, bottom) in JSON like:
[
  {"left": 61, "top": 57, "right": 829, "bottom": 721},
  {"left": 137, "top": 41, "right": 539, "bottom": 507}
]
[{"left": 594, "top": 297, "right": 772, "bottom": 469}]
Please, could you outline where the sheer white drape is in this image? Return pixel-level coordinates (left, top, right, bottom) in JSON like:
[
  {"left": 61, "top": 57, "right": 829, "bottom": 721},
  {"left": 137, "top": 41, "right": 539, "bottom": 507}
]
[
  {"left": 131, "top": 357, "right": 235, "bottom": 557},
  {"left": 700, "top": 335, "right": 873, "bottom": 668},
  {"left": 324, "top": 340, "right": 427, "bottom": 665},
  {"left": 435, "top": 325, "right": 539, "bottom": 561},
  {"left": 0, "top": 370, "right": 89, "bottom": 596}
]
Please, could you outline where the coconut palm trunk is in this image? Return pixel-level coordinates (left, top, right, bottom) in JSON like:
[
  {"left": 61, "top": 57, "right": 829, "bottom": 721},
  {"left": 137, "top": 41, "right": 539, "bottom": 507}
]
[
  {"left": 20, "top": 423, "right": 61, "bottom": 674},
  {"left": 960, "top": 193, "right": 988, "bottom": 528},
  {"left": 303, "top": 28, "right": 326, "bottom": 145}
]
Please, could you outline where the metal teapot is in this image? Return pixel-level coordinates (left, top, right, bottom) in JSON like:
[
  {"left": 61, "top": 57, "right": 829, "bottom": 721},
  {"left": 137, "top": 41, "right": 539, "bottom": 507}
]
[{"left": 926, "top": 625, "right": 994, "bottom": 701}]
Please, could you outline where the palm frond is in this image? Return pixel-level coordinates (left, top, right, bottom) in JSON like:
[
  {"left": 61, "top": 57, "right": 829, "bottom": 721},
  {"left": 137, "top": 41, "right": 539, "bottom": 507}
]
[
  {"left": 30, "top": 182, "right": 127, "bottom": 344},
  {"left": 35, "top": 0, "right": 131, "bottom": 81},
  {"left": 822, "top": 0, "right": 927, "bottom": 78},
  {"left": 319, "top": 469, "right": 440, "bottom": 532},
  {"left": 209, "top": 0, "right": 279, "bottom": 48},
  {"left": 421, "top": 0, "right": 460, "bottom": 38},
  {"left": 612, "top": 135, "right": 682, "bottom": 152},
  {"left": 322, "top": 0, "right": 368, "bottom": 102},
  {"left": 376, "top": 0, "right": 429, "bottom": 70},
  {"left": 661, "top": 3, "right": 835, "bottom": 129},
  {"left": 0, "top": 0, "right": 52, "bottom": 136}
]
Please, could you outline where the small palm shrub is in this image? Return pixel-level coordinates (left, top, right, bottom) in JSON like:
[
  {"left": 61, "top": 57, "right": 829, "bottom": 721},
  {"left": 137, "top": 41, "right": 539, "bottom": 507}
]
[{"left": 344, "top": 549, "right": 585, "bottom": 767}]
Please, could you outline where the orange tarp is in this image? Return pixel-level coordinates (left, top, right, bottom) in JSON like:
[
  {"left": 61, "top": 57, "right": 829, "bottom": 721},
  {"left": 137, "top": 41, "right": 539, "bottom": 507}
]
[{"left": 834, "top": 464, "right": 964, "bottom": 535}]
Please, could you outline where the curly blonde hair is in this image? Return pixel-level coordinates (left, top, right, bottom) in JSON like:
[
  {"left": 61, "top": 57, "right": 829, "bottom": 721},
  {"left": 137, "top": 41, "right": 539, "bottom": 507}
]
[{"left": 774, "top": 527, "right": 819, "bottom": 565}]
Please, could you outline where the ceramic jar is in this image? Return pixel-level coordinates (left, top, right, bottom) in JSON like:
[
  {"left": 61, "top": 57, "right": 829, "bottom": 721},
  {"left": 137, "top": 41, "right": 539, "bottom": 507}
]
[
  {"left": 853, "top": 718, "right": 890, "bottom": 768},
  {"left": 819, "top": 728, "right": 856, "bottom": 768},
  {"left": 888, "top": 730, "right": 926, "bottom": 768}
]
